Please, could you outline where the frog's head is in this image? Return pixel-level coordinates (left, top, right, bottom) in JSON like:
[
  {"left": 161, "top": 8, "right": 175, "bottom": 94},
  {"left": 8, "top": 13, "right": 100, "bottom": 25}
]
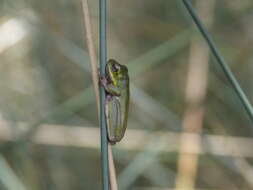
[{"left": 106, "top": 59, "right": 128, "bottom": 85}]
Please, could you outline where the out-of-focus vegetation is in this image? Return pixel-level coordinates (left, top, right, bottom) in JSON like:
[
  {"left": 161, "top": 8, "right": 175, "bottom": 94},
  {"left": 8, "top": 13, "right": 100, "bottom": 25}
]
[{"left": 1, "top": 0, "right": 253, "bottom": 189}]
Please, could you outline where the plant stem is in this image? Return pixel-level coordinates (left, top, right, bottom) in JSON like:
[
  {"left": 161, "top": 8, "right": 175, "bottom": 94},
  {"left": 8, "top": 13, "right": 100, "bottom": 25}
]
[
  {"left": 99, "top": 0, "right": 110, "bottom": 189},
  {"left": 182, "top": 0, "right": 253, "bottom": 126}
]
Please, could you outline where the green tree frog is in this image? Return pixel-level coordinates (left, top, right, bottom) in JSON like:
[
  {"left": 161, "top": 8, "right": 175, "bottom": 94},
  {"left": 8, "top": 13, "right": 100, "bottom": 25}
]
[{"left": 100, "top": 59, "right": 130, "bottom": 144}]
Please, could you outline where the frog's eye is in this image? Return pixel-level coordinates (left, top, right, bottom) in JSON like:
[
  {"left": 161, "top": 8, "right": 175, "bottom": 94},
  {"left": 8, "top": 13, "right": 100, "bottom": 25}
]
[{"left": 112, "top": 63, "right": 120, "bottom": 72}]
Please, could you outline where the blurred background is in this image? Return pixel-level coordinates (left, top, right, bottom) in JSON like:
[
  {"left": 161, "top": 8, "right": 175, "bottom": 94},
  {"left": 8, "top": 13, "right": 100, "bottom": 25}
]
[{"left": 1, "top": 0, "right": 253, "bottom": 189}]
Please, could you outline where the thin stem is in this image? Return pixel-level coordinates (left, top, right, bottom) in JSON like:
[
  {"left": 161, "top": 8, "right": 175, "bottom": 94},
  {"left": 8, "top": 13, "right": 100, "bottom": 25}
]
[
  {"left": 99, "top": 0, "right": 110, "bottom": 189},
  {"left": 81, "top": 0, "right": 100, "bottom": 112},
  {"left": 108, "top": 145, "right": 118, "bottom": 190},
  {"left": 182, "top": 0, "right": 253, "bottom": 126},
  {"left": 81, "top": 1, "right": 117, "bottom": 189}
]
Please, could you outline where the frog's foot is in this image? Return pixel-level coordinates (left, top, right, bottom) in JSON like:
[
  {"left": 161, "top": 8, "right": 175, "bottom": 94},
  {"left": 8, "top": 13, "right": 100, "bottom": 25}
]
[
  {"left": 108, "top": 138, "right": 117, "bottom": 145},
  {"left": 99, "top": 75, "right": 108, "bottom": 88}
]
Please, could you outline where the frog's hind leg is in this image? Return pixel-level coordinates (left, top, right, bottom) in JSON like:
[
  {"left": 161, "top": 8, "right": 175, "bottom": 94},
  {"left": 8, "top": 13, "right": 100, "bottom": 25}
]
[{"left": 105, "top": 96, "right": 121, "bottom": 143}]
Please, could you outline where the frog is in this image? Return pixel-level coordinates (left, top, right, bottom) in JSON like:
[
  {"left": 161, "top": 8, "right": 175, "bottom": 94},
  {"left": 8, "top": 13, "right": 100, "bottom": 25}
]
[{"left": 100, "top": 59, "right": 130, "bottom": 144}]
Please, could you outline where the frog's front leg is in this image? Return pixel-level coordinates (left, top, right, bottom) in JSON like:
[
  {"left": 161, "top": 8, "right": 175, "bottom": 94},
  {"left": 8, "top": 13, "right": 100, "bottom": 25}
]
[
  {"left": 99, "top": 75, "right": 109, "bottom": 88},
  {"left": 100, "top": 76, "right": 121, "bottom": 96}
]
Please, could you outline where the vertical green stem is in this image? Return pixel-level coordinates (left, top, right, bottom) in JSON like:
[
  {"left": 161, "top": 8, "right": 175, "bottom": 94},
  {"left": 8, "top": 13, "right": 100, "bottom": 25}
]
[
  {"left": 182, "top": 0, "right": 253, "bottom": 126},
  {"left": 99, "top": 0, "right": 110, "bottom": 189}
]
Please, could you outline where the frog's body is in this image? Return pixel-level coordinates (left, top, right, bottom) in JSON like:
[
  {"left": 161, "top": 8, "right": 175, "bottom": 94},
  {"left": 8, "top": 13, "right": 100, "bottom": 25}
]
[{"left": 100, "top": 59, "right": 129, "bottom": 144}]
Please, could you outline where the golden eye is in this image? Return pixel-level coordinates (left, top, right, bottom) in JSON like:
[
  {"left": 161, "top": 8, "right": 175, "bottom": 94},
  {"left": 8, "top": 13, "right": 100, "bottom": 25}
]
[{"left": 112, "top": 63, "right": 120, "bottom": 73}]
